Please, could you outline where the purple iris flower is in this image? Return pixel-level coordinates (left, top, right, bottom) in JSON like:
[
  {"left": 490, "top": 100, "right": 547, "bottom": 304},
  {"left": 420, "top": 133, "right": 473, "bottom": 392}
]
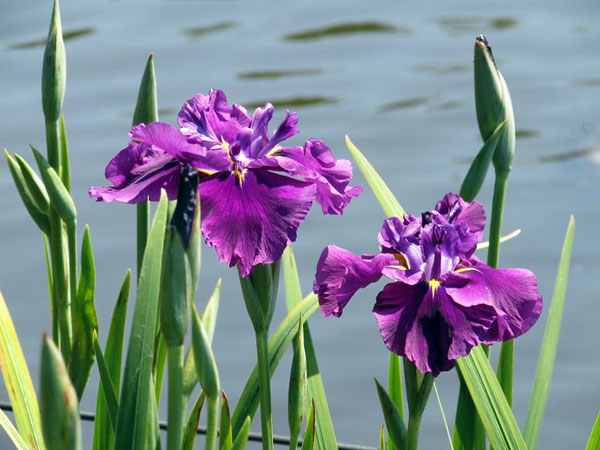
[
  {"left": 313, "top": 193, "right": 542, "bottom": 376},
  {"left": 90, "top": 89, "right": 362, "bottom": 276}
]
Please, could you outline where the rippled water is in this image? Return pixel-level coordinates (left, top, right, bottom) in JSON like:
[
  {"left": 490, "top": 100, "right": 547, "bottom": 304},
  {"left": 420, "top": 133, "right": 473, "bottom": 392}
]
[{"left": 1, "top": 1, "right": 599, "bottom": 448}]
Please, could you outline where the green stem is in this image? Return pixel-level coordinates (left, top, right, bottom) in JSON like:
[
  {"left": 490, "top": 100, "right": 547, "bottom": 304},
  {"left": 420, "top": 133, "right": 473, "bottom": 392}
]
[
  {"left": 406, "top": 412, "right": 423, "bottom": 450},
  {"left": 205, "top": 395, "right": 219, "bottom": 450},
  {"left": 154, "top": 334, "right": 167, "bottom": 405},
  {"left": 167, "top": 345, "right": 184, "bottom": 450},
  {"left": 255, "top": 329, "right": 274, "bottom": 450},
  {"left": 46, "top": 118, "right": 71, "bottom": 361},
  {"left": 486, "top": 170, "right": 509, "bottom": 269},
  {"left": 136, "top": 201, "right": 150, "bottom": 280},
  {"left": 67, "top": 223, "right": 77, "bottom": 326}
]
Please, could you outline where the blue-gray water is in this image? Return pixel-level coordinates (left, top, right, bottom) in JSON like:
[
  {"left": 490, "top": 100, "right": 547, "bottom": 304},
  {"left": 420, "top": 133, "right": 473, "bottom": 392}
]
[{"left": 1, "top": 1, "right": 598, "bottom": 448}]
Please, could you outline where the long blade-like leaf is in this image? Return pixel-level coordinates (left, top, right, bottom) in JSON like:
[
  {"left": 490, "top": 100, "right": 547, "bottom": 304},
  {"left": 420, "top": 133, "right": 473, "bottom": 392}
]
[
  {"left": 114, "top": 192, "right": 168, "bottom": 450},
  {"left": 231, "top": 416, "right": 251, "bottom": 450},
  {"left": 346, "top": 135, "right": 405, "bottom": 218},
  {"left": 0, "top": 409, "right": 28, "bottom": 450},
  {"left": 219, "top": 392, "right": 233, "bottom": 450},
  {"left": 182, "top": 391, "right": 205, "bottom": 450},
  {"left": 0, "top": 291, "right": 45, "bottom": 449},
  {"left": 70, "top": 225, "right": 98, "bottom": 398},
  {"left": 282, "top": 245, "right": 338, "bottom": 450},
  {"left": 523, "top": 216, "right": 575, "bottom": 448},
  {"left": 375, "top": 379, "right": 406, "bottom": 450},
  {"left": 93, "top": 335, "right": 118, "bottom": 431},
  {"left": 586, "top": 412, "right": 600, "bottom": 450},
  {"left": 456, "top": 346, "right": 527, "bottom": 450},
  {"left": 300, "top": 399, "right": 316, "bottom": 450},
  {"left": 93, "top": 270, "right": 131, "bottom": 450},
  {"left": 231, "top": 293, "right": 319, "bottom": 436}
]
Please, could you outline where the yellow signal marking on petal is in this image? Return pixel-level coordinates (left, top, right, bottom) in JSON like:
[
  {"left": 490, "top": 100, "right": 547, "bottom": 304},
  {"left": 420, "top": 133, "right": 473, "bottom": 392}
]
[
  {"left": 427, "top": 279, "right": 441, "bottom": 295},
  {"left": 221, "top": 137, "right": 233, "bottom": 162},
  {"left": 384, "top": 264, "right": 407, "bottom": 271},
  {"left": 233, "top": 168, "right": 248, "bottom": 185},
  {"left": 455, "top": 267, "right": 480, "bottom": 274},
  {"left": 265, "top": 145, "right": 283, "bottom": 157},
  {"left": 393, "top": 253, "right": 409, "bottom": 269},
  {"left": 197, "top": 168, "right": 217, "bottom": 175}
]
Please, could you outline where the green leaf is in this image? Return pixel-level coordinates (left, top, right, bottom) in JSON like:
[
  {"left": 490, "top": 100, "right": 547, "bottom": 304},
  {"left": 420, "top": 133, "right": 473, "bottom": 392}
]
[
  {"left": 282, "top": 245, "right": 338, "bottom": 450},
  {"left": 0, "top": 409, "right": 28, "bottom": 450},
  {"left": 183, "top": 279, "right": 222, "bottom": 402},
  {"left": 219, "top": 392, "right": 233, "bottom": 450},
  {"left": 93, "top": 271, "right": 131, "bottom": 450},
  {"left": 5, "top": 150, "right": 50, "bottom": 234},
  {"left": 459, "top": 120, "right": 507, "bottom": 203},
  {"left": 69, "top": 225, "right": 98, "bottom": 398},
  {"left": 0, "top": 291, "right": 45, "bottom": 449},
  {"left": 375, "top": 379, "right": 407, "bottom": 450},
  {"left": 133, "top": 54, "right": 158, "bottom": 126},
  {"left": 114, "top": 191, "right": 168, "bottom": 450},
  {"left": 59, "top": 114, "right": 70, "bottom": 192},
  {"left": 387, "top": 352, "right": 403, "bottom": 450},
  {"left": 13, "top": 153, "right": 50, "bottom": 214},
  {"left": 523, "top": 215, "right": 575, "bottom": 449},
  {"left": 231, "top": 293, "right": 319, "bottom": 437},
  {"left": 231, "top": 416, "right": 251, "bottom": 450},
  {"left": 379, "top": 424, "right": 385, "bottom": 450},
  {"left": 31, "top": 145, "right": 76, "bottom": 226},
  {"left": 182, "top": 392, "right": 205, "bottom": 450},
  {"left": 93, "top": 334, "right": 118, "bottom": 431},
  {"left": 456, "top": 346, "right": 527, "bottom": 450},
  {"left": 191, "top": 305, "right": 220, "bottom": 400},
  {"left": 40, "top": 334, "right": 81, "bottom": 450},
  {"left": 300, "top": 399, "right": 316, "bottom": 450},
  {"left": 346, "top": 135, "right": 405, "bottom": 218},
  {"left": 586, "top": 411, "right": 600, "bottom": 450},
  {"left": 288, "top": 317, "right": 307, "bottom": 448}
]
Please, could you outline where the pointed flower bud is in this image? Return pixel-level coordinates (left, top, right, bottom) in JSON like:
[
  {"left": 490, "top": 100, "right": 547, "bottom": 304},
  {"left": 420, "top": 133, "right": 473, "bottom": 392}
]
[
  {"left": 42, "top": 0, "right": 66, "bottom": 123},
  {"left": 288, "top": 317, "right": 307, "bottom": 445},
  {"left": 239, "top": 261, "right": 281, "bottom": 332},
  {"left": 40, "top": 334, "right": 81, "bottom": 450},
  {"left": 474, "top": 35, "right": 515, "bottom": 174},
  {"left": 191, "top": 305, "right": 220, "bottom": 400}
]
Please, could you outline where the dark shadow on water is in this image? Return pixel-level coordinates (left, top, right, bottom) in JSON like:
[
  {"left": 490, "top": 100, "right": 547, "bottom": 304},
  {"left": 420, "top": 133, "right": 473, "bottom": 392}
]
[
  {"left": 539, "top": 146, "right": 600, "bottom": 163},
  {"left": 379, "top": 98, "right": 427, "bottom": 112},
  {"left": 237, "top": 68, "right": 322, "bottom": 80},
  {"left": 435, "top": 17, "right": 517, "bottom": 35},
  {"left": 413, "top": 62, "right": 470, "bottom": 76},
  {"left": 516, "top": 129, "right": 541, "bottom": 139},
  {"left": 428, "top": 100, "right": 467, "bottom": 111},
  {"left": 244, "top": 96, "right": 338, "bottom": 110},
  {"left": 7, "top": 27, "right": 95, "bottom": 50},
  {"left": 572, "top": 78, "right": 600, "bottom": 87},
  {"left": 182, "top": 22, "right": 236, "bottom": 38},
  {"left": 284, "top": 21, "right": 409, "bottom": 41}
]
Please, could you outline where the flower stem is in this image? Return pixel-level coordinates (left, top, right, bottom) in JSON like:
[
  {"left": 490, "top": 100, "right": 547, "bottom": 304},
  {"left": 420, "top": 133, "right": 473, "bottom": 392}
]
[
  {"left": 46, "top": 118, "right": 71, "bottom": 361},
  {"left": 205, "top": 395, "right": 219, "bottom": 450},
  {"left": 255, "top": 329, "right": 274, "bottom": 450},
  {"left": 67, "top": 223, "right": 77, "bottom": 326},
  {"left": 167, "top": 344, "right": 184, "bottom": 450},
  {"left": 486, "top": 169, "right": 509, "bottom": 269},
  {"left": 136, "top": 201, "right": 149, "bottom": 280},
  {"left": 406, "top": 412, "right": 423, "bottom": 450}
]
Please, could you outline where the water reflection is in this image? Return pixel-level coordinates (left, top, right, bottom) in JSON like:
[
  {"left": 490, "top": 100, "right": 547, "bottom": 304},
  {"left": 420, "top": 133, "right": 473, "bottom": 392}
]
[
  {"left": 244, "top": 96, "right": 338, "bottom": 109},
  {"left": 182, "top": 22, "right": 236, "bottom": 38},
  {"left": 428, "top": 100, "right": 467, "bottom": 111},
  {"left": 237, "top": 68, "right": 322, "bottom": 80},
  {"left": 413, "top": 62, "right": 470, "bottom": 76},
  {"left": 7, "top": 27, "right": 95, "bottom": 50},
  {"left": 516, "top": 129, "right": 541, "bottom": 139},
  {"left": 539, "top": 146, "right": 600, "bottom": 163},
  {"left": 572, "top": 78, "right": 600, "bottom": 87},
  {"left": 435, "top": 16, "right": 518, "bottom": 35},
  {"left": 284, "top": 21, "right": 408, "bottom": 41},
  {"left": 379, "top": 97, "right": 427, "bottom": 112}
]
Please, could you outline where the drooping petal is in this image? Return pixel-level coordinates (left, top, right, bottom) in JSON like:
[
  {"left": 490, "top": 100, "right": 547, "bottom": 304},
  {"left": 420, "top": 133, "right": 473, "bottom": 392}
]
[
  {"left": 89, "top": 141, "right": 181, "bottom": 203},
  {"left": 256, "top": 139, "right": 361, "bottom": 215},
  {"left": 198, "top": 168, "right": 315, "bottom": 277},
  {"left": 314, "top": 246, "right": 396, "bottom": 317},
  {"left": 444, "top": 260, "right": 542, "bottom": 342}
]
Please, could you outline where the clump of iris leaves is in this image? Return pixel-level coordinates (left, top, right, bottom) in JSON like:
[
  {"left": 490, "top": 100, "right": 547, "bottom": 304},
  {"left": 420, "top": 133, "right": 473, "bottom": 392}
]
[{"left": 1, "top": 2, "right": 597, "bottom": 450}]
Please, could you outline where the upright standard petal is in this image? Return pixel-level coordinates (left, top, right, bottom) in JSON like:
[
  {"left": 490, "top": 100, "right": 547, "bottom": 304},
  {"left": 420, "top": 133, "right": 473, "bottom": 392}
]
[
  {"left": 89, "top": 141, "right": 181, "bottom": 203},
  {"left": 314, "top": 246, "right": 396, "bottom": 317},
  {"left": 198, "top": 169, "right": 315, "bottom": 276}
]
